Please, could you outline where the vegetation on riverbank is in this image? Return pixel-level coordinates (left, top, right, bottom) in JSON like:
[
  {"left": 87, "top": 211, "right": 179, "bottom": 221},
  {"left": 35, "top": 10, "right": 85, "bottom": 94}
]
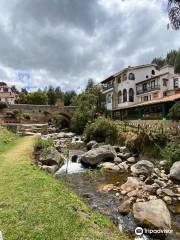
[
  {"left": 0, "top": 127, "right": 19, "bottom": 153},
  {"left": 0, "top": 136, "right": 127, "bottom": 240}
]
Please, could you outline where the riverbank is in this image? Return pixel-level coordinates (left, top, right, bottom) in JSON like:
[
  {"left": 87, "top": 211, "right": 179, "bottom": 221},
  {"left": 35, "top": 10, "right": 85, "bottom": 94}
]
[{"left": 0, "top": 136, "right": 127, "bottom": 240}]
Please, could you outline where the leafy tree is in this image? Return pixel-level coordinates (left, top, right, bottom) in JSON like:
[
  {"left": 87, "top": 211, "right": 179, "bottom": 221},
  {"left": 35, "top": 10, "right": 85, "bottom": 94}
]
[
  {"left": 88, "top": 85, "right": 106, "bottom": 114},
  {"left": 168, "top": 0, "right": 180, "bottom": 30},
  {"left": 85, "top": 78, "right": 94, "bottom": 91},
  {"left": 152, "top": 57, "right": 166, "bottom": 69},
  {"left": 64, "top": 91, "right": 77, "bottom": 106},
  {"left": 19, "top": 92, "right": 28, "bottom": 104},
  {"left": 169, "top": 101, "right": 180, "bottom": 120},
  {"left": 46, "top": 86, "right": 58, "bottom": 105},
  {"left": 27, "top": 90, "right": 48, "bottom": 105},
  {"left": 166, "top": 49, "right": 178, "bottom": 66},
  {"left": 174, "top": 51, "right": 180, "bottom": 73}
]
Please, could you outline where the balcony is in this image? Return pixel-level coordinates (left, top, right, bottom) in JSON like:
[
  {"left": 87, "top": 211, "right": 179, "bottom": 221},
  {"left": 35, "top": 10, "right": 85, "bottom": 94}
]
[
  {"left": 136, "top": 85, "right": 160, "bottom": 95},
  {"left": 102, "top": 83, "right": 114, "bottom": 91}
]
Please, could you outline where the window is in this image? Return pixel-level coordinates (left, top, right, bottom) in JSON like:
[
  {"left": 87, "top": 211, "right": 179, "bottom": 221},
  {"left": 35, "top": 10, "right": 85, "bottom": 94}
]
[
  {"left": 123, "top": 89, "right": 127, "bottom": 102},
  {"left": 143, "top": 96, "right": 148, "bottom": 102},
  {"left": 118, "top": 91, "right": 122, "bottom": 104},
  {"left": 151, "top": 80, "right": 155, "bottom": 89},
  {"left": 118, "top": 77, "right": 121, "bottom": 83},
  {"left": 107, "top": 94, "right": 112, "bottom": 103},
  {"left": 143, "top": 83, "right": 147, "bottom": 92},
  {"left": 146, "top": 75, "right": 149, "bottom": 79},
  {"left": 152, "top": 70, "right": 155, "bottom": 75},
  {"left": 163, "top": 78, "right": 168, "bottom": 86},
  {"left": 128, "top": 73, "right": 135, "bottom": 80},
  {"left": 123, "top": 74, "right": 127, "bottom": 81},
  {"left": 129, "top": 88, "right": 134, "bottom": 102},
  {"left": 174, "top": 78, "right": 178, "bottom": 89}
]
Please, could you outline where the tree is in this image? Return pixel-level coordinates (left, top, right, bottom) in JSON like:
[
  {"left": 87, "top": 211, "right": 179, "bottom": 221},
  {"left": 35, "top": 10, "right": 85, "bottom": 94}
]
[
  {"left": 27, "top": 90, "right": 48, "bottom": 105},
  {"left": 88, "top": 85, "right": 106, "bottom": 114},
  {"left": 166, "top": 49, "right": 178, "bottom": 66},
  {"left": 169, "top": 101, "right": 180, "bottom": 120},
  {"left": 174, "top": 51, "right": 180, "bottom": 73},
  {"left": 46, "top": 86, "right": 58, "bottom": 105},
  {"left": 152, "top": 57, "right": 166, "bottom": 69},
  {"left": 19, "top": 92, "right": 28, "bottom": 104},
  {"left": 64, "top": 91, "right": 77, "bottom": 106},
  {"left": 85, "top": 78, "right": 94, "bottom": 91},
  {"left": 168, "top": 0, "right": 180, "bottom": 30}
]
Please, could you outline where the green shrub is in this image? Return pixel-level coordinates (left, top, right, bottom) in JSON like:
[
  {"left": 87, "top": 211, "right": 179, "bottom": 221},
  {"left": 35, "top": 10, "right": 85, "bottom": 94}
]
[
  {"left": 23, "top": 114, "right": 31, "bottom": 120},
  {"left": 12, "top": 109, "right": 21, "bottom": 119},
  {"left": 161, "top": 141, "right": 180, "bottom": 173},
  {"left": 34, "top": 138, "right": 53, "bottom": 151},
  {"left": 43, "top": 111, "right": 50, "bottom": 116},
  {"left": 168, "top": 101, "right": 180, "bottom": 120},
  {"left": 84, "top": 117, "right": 118, "bottom": 144},
  {"left": 52, "top": 115, "right": 68, "bottom": 128},
  {"left": 0, "top": 101, "right": 7, "bottom": 110}
]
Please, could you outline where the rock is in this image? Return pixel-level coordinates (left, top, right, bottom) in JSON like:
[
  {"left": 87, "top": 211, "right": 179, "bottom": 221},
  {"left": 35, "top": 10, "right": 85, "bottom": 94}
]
[
  {"left": 114, "top": 157, "right": 122, "bottom": 164},
  {"left": 161, "top": 188, "right": 177, "bottom": 197},
  {"left": 133, "top": 199, "right": 171, "bottom": 230},
  {"left": 163, "top": 196, "right": 172, "bottom": 205},
  {"left": 143, "top": 185, "right": 157, "bottom": 194},
  {"left": 100, "top": 162, "right": 121, "bottom": 172},
  {"left": 170, "top": 161, "right": 180, "bottom": 181},
  {"left": 39, "top": 146, "right": 64, "bottom": 166},
  {"left": 127, "top": 190, "right": 139, "bottom": 198},
  {"left": 119, "top": 146, "right": 129, "bottom": 154},
  {"left": 118, "top": 162, "right": 129, "bottom": 172},
  {"left": 121, "top": 177, "right": 144, "bottom": 193},
  {"left": 98, "top": 184, "right": 114, "bottom": 192},
  {"left": 80, "top": 145, "right": 116, "bottom": 166},
  {"left": 118, "top": 199, "right": 132, "bottom": 214},
  {"left": 127, "top": 157, "right": 136, "bottom": 163},
  {"left": 117, "top": 152, "right": 131, "bottom": 159},
  {"left": 86, "top": 140, "right": 98, "bottom": 150},
  {"left": 160, "top": 160, "right": 166, "bottom": 167},
  {"left": 154, "top": 179, "right": 167, "bottom": 188},
  {"left": 148, "top": 195, "right": 157, "bottom": 200},
  {"left": 131, "top": 160, "right": 154, "bottom": 176},
  {"left": 40, "top": 164, "right": 59, "bottom": 174}
]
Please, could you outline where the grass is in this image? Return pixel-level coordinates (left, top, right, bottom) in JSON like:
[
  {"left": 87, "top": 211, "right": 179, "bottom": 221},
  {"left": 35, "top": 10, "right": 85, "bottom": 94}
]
[{"left": 0, "top": 136, "right": 127, "bottom": 240}]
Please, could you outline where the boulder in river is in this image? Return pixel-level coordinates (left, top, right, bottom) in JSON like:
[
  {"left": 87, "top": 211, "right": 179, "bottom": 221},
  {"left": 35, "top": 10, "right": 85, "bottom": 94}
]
[
  {"left": 170, "top": 161, "right": 180, "bottom": 181},
  {"left": 86, "top": 140, "right": 98, "bottom": 150},
  {"left": 131, "top": 160, "right": 154, "bottom": 176},
  {"left": 100, "top": 162, "right": 121, "bottom": 172},
  {"left": 39, "top": 146, "right": 64, "bottom": 166},
  {"left": 133, "top": 199, "right": 171, "bottom": 230},
  {"left": 80, "top": 145, "right": 116, "bottom": 166},
  {"left": 121, "top": 177, "right": 144, "bottom": 193}
]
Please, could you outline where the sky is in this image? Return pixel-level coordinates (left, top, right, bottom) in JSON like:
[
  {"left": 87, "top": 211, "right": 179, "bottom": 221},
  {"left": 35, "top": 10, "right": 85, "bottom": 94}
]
[{"left": 0, "top": 0, "right": 179, "bottom": 92}]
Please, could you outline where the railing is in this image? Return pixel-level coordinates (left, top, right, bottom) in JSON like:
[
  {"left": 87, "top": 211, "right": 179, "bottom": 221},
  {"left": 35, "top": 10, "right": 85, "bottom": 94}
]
[
  {"left": 102, "top": 83, "right": 114, "bottom": 91},
  {"left": 136, "top": 85, "right": 160, "bottom": 95}
]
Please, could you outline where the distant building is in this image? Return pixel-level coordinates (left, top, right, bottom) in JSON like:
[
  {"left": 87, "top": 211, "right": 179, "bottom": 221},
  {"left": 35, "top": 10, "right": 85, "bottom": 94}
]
[
  {"left": 0, "top": 82, "right": 17, "bottom": 104},
  {"left": 101, "top": 64, "right": 180, "bottom": 120}
]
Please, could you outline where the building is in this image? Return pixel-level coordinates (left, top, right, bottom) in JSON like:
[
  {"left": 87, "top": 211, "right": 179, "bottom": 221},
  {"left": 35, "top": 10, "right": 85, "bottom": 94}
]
[
  {"left": 0, "top": 82, "right": 17, "bottom": 104},
  {"left": 101, "top": 64, "right": 180, "bottom": 120}
]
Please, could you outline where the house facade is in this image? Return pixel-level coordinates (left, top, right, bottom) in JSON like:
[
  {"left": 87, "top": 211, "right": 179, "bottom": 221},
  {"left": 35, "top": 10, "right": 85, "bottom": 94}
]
[
  {"left": 101, "top": 64, "right": 180, "bottom": 120},
  {"left": 0, "top": 82, "right": 17, "bottom": 104}
]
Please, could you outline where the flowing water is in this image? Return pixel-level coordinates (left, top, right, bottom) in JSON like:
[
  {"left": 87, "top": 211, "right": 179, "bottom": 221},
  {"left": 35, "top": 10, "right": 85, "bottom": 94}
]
[{"left": 54, "top": 149, "right": 180, "bottom": 240}]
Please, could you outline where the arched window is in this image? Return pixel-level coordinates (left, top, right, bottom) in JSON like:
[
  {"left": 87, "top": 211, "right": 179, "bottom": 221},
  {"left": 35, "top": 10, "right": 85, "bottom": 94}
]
[
  {"left": 123, "top": 74, "right": 127, "bottom": 81},
  {"left": 118, "top": 91, "right": 122, "bottom": 104},
  {"left": 123, "top": 89, "right": 127, "bottom": 102},
  {"left": 129, "top": 73, "right": 135, "bottom": 80},
  {"left": 129, "top": 88, "right": 134, "bottom": 102},
  {"left": 152, "top": 70, "right": 155, "bottom": 75}
]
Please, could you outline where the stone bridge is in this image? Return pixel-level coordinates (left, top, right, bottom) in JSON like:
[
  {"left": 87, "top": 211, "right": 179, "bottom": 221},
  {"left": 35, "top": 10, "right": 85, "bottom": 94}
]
[{"left": 3, "top": 104, "right": 76, "bottom": 124}]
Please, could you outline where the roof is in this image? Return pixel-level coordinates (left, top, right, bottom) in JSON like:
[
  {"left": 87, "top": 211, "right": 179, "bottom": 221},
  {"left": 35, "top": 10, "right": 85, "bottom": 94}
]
[
  {"left": 136, "top": 72, "right": 169, "bottom": 85},
  {"left": 114, "top": 93, "right": 180, "bottom": 111},
  {"left": 0, "top": 82, "right": 7, "bottom": 86},
  {"left": 101, "top": 75, "right": 114, "bottom": 84},
  {"left": 114, "top": 63, "right": 157, "bottom": 77}
]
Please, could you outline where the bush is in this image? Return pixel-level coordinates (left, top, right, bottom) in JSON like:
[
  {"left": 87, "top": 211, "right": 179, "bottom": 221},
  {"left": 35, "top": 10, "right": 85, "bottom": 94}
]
[
  {"left": 161, "top": 141, "right": 180, "bottom": 173},
  {"left": 12, "top": 109, "right": 21, "bottom": 119},
  {"left": 34, "top": 138, "right": 53, "bottom": 151},
  {"left": 0, "top": 101, "right": 7, "bottom": 110},
  {"left": 84, "top": 117, "right": 118, "bottom": 144},
  {"left": 23, "top": 114, "right": 31, "bottom": 120},
  {"left": 168, "top": 101, "right": 180, "bottom": 120},
  {"left": 52, "top": 115, "right": 68, "bottom": 128}
]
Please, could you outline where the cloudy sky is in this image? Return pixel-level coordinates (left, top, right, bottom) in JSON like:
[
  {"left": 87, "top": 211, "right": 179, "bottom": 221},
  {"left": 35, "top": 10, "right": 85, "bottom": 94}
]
[{"left": 0, "top": 0, "right": 179, "bottom": 92}]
